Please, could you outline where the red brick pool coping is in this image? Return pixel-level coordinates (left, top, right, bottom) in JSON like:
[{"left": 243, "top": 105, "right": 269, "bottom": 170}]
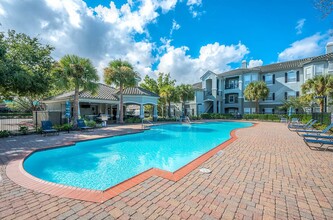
[{"left": 6, "top": 123, "right": 256, "bottom": 203}]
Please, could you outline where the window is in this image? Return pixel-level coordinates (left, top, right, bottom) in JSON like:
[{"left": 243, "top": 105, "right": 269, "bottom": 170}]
[
  {"left": 229, "top": 95, "right": 235, "bottom": 103},
  {"left": 226, "top": 78, "right": 239, "bottom": 89},
  {"left": 264, "top": 74, "right": 273, "bottom": 84},
  {"left": 315, "top": 64, "right": 324, "bottom": 76},
  {"left": 305, "top": 67, "right": 312, "bottom": 80},
  {"left": 329, "top": 62, "right": 333, "bottom": 72},
  {"left": 244, "top": 108, "right": 251, "bottom": 114},
  {"left": 264, "top": 108, "right": 273, "bottom": 114},
  {"left": 287, "top": 71, "right": 296, "bottom": 82},
  {"left": 244, "top": 75, "right": 251, "bottom": 87},
  {"left": 285, "top": 91, "right": 299, "bottom": 100},
  {"left": 244, "top": 74, "right": 258, "bottom": 87},
  {"left": 265, "top": 92, "right": 275, "bottom": 101}
]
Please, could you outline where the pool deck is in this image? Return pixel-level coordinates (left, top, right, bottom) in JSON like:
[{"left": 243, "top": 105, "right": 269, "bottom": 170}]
[{"left": 1, "top": 121, "right": 333, "bottom": 219}]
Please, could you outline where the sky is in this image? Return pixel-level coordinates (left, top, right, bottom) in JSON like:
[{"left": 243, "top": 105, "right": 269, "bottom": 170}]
[{"left": 0, "top": 0, "right": 332, "bottom": 84}]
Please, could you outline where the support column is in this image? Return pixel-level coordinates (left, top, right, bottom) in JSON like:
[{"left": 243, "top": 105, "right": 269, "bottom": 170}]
[
  {"left": 77, "top": 101, "right": 81, "bottom": 118},
  {"left": 213, "top": 100, "right": 217, "bottom": 113},
  {"left": 116, "top": 104, "right": 120, "bottom": 123},
  {"left": 140, "top": 104, "right": 144, "bottom": 119},
  {"left": 153, "top": 104, "right": 158, "bottom": 121}
]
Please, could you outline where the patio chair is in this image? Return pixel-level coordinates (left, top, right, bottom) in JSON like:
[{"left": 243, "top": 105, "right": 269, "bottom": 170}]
[
  {"left": 290, "top": 120, "right": 316, "bottom": 132},
  {"left": 303, "top": 138, "right": 333, "bottom": 151},
  {"left": 301, "top": 123, "right": 333, "bottom": 137},
  {"left": 294, "top": 120, "right": 318, "bottom": 135},
  {"left": 41, "top": 120, "right": 59, "bottom": 136},
  {"left": 77, "top": 119, "right": 92, "bottom": 131},
  {"left": 288, "top": 119, "right": 314, "bottom": 130}
]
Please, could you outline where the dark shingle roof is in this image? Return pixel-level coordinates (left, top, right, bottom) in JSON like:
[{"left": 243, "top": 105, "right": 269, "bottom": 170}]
[
  {"left": 48, "top": 84, "right": 159, "bottom": 101},
  {"left": 216, "top": 52, "right": 333, "bottom": 76},
  {"left": 122, "top": 87, "right": 159, "bottom": 97},
  {"left": 49, "top": 83, "right": 119, "bottom": 101}
]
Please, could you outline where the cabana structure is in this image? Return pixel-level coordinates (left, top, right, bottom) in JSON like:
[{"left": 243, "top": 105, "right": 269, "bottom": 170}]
[{"left": 42, "top": 83, "right": 159, "bottom": 124}]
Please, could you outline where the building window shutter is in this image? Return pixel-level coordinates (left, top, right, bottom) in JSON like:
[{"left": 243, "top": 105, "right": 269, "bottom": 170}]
[
  {"left": 285, "top": 72, "right": 288, "bottom": 83},
  {"left": 273, "top": 74, "right": 275, "bottom": 84},
  {"left": 296, "top": 71, "right": 300, "bottom": 82},
  {"left": 263, "top": 75, "right": 265, "bottom": 81},
  {"left": 273, "top": 93, "right": 275, "bottom": 100},
  {"left": 285, "top": 92, "right": 287, "bottom": 100},
  {"left": 296, "top": 91, "right": 299, "bottom": 97}
]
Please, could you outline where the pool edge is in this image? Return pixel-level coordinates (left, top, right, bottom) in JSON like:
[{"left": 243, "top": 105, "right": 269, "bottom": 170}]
[{"left": 6, "top": 122, "right": 257, "bottom": 203}]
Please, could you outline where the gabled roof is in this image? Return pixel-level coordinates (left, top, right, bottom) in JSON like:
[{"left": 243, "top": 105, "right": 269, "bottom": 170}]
[
  {"left": 47, "top": 84, "right": 159, "bottom": 102},
  {"left": 212, "top": 52, "right": 333, "bottom": 78},
  {"left": 122, "top": 87, "right": 159, "bottom": 97},
  {"left": 48, "top": 83, "right": 119, "bottom": 101},
  {"left": 192, "top": 82, "right": 202, "bottom": 90}
]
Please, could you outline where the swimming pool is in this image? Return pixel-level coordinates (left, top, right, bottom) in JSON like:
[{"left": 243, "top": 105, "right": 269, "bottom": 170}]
[{"left": 24, "top": 122, "right": 252, "bottom": 190}]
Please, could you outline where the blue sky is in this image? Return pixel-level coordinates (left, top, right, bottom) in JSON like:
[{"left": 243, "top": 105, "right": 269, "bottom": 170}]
[{"left": 0, "top": 0, "right": 332, "bottom": 83}]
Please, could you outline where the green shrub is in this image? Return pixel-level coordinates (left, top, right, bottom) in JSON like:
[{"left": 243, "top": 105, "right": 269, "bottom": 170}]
[
  {"left": 200, "top": 113, "right": 234, "bottom": 120},
  {"left": 85, "top": 120, "right": 96, "bottom": 128},
  {"left": 157, "top": 117, "right": 177, "bottom": 122},
  {"left": 124, "top": 117, "right": 142, "bottom": 123},
  {"left": 0, "top": 130, "right": 11, "bottom": 138},
  {"left": 54, "top": 123, "right": 73, "bottom": 131},
  {"left": 19, "top": 125, "right": 29, "bottom": 135}
]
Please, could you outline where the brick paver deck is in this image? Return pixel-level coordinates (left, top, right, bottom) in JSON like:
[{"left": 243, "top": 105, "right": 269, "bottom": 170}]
[{"left": 1, "top": 121, "right": 333, "bottom": 219}]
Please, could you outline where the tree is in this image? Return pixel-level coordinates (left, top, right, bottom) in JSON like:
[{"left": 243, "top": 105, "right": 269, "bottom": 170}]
[
  {"left": 0, "top": 30, "right": 54, "bottom": 104},
  {"left": 140, "top": 73, "right": 177, "bottom": 118},
  {"left": 278, "top": 97, "right": 309, "bottom": 113},
  {"left": 301, "top": 75, "right": 333, "bottom": 112},
  {"left": 104, "top": 59, "right": 139, "bottom": 123},
  {"left": 176, "top": 84, "right": 195, "bottom": 116},
  {"left": 160, "top": 84, "right": 179, "bottom": 117},
  {"left": 244, "top": 81, "right": 269, "bottom": 113},
  {"left": 54, "top": 55, "right": 99, "bottom": 126}
]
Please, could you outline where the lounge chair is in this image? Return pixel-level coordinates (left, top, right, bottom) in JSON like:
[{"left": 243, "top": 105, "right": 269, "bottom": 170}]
[
  {"left": 77, "top": 119, "right": 92, "bottom": 131},
  {"left": 303, "top": 138, "right": 333, "bottom": 151},
  {"left": 301, "top": 123, "right": 333, "bottom": 137},
  {"left": 41, "top": 120, "right": 59, "bottom": 136},
  {"left": 288, "top": 119, "right": 314, "bottom": 130},
  {"left": 291, "top": 120, "right": 317, "bottom": 134}
]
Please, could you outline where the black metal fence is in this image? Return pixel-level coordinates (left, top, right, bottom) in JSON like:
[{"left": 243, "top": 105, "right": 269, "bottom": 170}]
[
  {"left": 312, "top": 113, "right": 332, "bottom": 125},
  {"left": 0, "top": 114, "right": 34, "bottom": 134}
]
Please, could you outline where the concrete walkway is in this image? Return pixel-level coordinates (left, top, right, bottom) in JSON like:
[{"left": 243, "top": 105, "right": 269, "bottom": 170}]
[{"left": 0, "top": 122, "right": 333, "bottom": 219}]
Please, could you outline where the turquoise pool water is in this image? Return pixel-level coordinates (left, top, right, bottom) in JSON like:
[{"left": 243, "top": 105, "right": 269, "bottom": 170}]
[{"left": 24, "top": 122, "right": 252, "bottom": 190}]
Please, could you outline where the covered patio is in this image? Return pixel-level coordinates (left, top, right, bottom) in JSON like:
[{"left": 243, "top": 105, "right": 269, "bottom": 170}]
[{"left": 42, "top": 83, "right": 159, "bottom": 124}]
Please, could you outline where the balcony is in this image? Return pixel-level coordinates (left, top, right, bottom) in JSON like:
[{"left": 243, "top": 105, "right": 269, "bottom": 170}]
[
  {"left": 225, "top": 84, "right": 239, "bottom": 90},
  {"left": 204, "top": 90, "right": 213, "bottom": 100},
  {"left": 225, "top": 99, "right": 239, "bottom": 104}
]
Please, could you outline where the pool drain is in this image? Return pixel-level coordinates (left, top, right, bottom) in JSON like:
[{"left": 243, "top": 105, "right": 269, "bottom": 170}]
[{"left": 199, "top": 168, "right": 212, "bottom": 174}]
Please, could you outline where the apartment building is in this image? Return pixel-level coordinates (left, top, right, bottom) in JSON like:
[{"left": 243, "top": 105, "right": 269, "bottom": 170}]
[{"left": 189, "top": 43, "right": 333, "bottom": 116}]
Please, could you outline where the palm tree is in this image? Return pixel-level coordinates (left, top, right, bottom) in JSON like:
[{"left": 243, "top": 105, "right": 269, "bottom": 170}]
[
  {"left": 140, "top": 73, "right": 176, "bottom": 118},
  {"left": 176, "top": 84, "right": 195, "bottom": 116},
  {"left": 244, "top": 81, "right": 269, "bottom": 113},
  {"left": 160, "top": 84, "right": 179, "bottom": 118},
  {"left": 55, "top": 55, "right": 99, "bottom": 127},
  {"left": 301, "top": 75, "right": 333, "bottom": 112},
  {"left": 104, "top": 59, "right": 139, "bottom": 123}
]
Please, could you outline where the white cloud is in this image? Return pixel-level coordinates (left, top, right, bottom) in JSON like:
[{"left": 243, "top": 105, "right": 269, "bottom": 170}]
[
  {"left": 0, "top": 0, "right": 252, "bottom": 85},
  {"left": 295, "top": 18, "right": 306, "bottom": 35},
  {"left": 248, "top": 59, "right": 263, "bottom": 68},
  {"left": 170, "top": 19, "right": 180, "bottom": 35},
  {"left": 157, "top": 41, "right": 249, "bottom": 83},
  {"left": 186, "top": 0, "right": 203, "bottom": 18},
  {"left": 187, "top": 0, "right": 202, "bottom": 6},
  {"left": 278, "top": 33, "right": 328, "bottom": 61}
]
